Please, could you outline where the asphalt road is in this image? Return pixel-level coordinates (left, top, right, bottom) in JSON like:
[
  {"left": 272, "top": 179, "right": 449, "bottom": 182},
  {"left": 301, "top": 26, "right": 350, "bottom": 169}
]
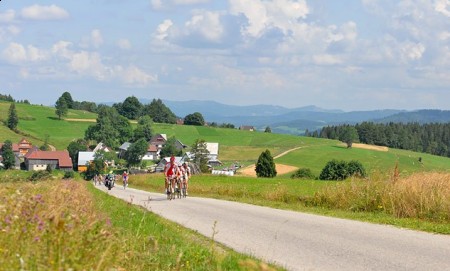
[{"left": 95, "top": 184, "right": 450, "bottom": 271}]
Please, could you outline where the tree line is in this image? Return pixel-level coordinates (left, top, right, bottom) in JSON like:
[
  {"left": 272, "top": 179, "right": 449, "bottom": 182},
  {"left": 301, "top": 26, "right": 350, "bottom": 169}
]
[
  {"left": 0, "top": 93, "right": 30, "bottom": 104},
  {"left": 312, "top": 122, "right": 450, "bottom": 158}
]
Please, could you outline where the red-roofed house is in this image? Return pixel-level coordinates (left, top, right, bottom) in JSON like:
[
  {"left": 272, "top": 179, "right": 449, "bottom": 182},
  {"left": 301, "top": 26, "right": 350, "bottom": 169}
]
[
  {"left": 0, "top": 138, "right": 35, "bottom": 157},
  {"left": 142, "top": 144, "right": 158, "bottom": 161},
  {"left": 18, "top": 138, "right": 33, "bottom": 156},
  {"left": 24, "top": 150, "right": 73, "bottom": 171}
]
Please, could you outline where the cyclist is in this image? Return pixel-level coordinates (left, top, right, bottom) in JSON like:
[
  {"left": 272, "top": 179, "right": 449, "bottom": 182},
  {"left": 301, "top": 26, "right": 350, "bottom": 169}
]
[
  {"left": 182, "top": 162, "right": 191, "bottom": 195},
  {"left": 164, "top": 156, "right": 178, "bottom": 194},
  {"left": 122, "top": 171, "right": 129, "bottom": 189}
]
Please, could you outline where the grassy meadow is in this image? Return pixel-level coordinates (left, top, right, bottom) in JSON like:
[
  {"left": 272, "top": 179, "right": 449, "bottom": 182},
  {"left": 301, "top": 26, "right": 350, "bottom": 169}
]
[
  {"left": 0, "top": 175, "right": 281, "bottom": 271},
  {"left": 1, "top": 101, "right": 449, "bottom": 177}
]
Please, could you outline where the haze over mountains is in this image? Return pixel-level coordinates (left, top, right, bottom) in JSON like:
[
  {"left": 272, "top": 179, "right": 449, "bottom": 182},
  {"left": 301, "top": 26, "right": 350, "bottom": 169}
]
[
  {"left": 103, "top": 98, "right": 450, "bottom": 135},
  {"left": 154, "top": 100, "right": 449, "bottom": 135}
]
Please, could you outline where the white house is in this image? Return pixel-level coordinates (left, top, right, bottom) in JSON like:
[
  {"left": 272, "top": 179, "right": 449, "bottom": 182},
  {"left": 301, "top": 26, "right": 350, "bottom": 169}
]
[{"left": 205, "top": 142, "right": 219, "bottom": 161}]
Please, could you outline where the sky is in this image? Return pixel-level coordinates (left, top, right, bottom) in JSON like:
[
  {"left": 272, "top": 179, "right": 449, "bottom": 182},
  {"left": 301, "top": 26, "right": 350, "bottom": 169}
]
[{"left": 1, "top": 0, "right": 450, "bottom": 111}]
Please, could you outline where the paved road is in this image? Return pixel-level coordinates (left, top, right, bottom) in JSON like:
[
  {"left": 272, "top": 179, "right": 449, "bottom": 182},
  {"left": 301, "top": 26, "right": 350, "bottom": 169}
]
[{"left": 95, "top": 184, "right": 450, "bottom": 271}]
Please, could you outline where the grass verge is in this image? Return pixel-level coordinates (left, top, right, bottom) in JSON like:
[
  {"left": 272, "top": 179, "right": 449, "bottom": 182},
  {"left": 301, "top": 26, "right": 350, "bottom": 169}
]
[{"left": 0, "top": 177, "right": 282, "bottom": 270}]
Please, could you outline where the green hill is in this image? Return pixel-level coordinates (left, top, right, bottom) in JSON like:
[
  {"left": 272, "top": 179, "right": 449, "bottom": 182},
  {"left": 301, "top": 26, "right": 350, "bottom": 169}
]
[{"left": 1, "top": 101, "right": 449, "bottom": 176}]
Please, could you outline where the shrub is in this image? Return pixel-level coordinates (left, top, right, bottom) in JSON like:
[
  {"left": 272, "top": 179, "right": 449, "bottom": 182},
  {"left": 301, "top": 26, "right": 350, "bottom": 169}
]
[
  {"left": 319, "top": 160, "right": 348, "bottom": 180},
  {"left": 347, "top": 160, "right": 367, "bottom": 177},
  {"left": 291, "top": 168, "right": 315, "bottom": 179},
  {"left": 319, "top": 159, "right": 366, "bottom": 180},
  {"left": 29, "top": 170, "right": 51, "bottom": 182},
  {"left": 63, "top": 171, "right": 74, "bottom": 179}
]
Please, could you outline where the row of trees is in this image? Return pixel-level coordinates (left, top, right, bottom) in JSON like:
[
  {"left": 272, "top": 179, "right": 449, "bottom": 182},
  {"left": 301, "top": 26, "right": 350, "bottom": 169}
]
[
  {"left": 55, "top": 92, "right": 256, "bottom": 129},
  {"left": 0, "top": 93, "right": 30, "bottom": 104},
  {"left": 314, "top": 122, "right": 450, "bottom": 157},
  {"left": 113, "top": 97, "right": 178, "bottom": 123}
]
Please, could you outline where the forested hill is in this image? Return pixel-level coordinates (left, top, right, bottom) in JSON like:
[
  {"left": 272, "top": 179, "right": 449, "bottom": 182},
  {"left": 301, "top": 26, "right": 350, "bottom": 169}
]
[
  {"left": 375, "top": 110, "right": 450, "bottom": 124},
  {"left": 316, "top": 122, "right": 450, "bottom": 158}
]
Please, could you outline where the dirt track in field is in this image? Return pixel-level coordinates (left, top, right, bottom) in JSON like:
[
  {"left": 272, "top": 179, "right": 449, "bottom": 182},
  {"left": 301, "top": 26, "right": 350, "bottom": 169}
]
[
  {"left": 65, "top": 118, "right": 96, "bottom": 122},
  {"left": 239, "top": 163, "right": 298, "bottom": 177},
  {"left": 350, "top": 143, "right": 389, "bottom": 152},
  {"left": 65, "top": 118, "right": 137, "bottom": 124}
]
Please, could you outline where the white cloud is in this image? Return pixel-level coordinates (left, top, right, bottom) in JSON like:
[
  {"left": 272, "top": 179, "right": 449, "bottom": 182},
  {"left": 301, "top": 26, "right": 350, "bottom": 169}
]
[
  {"left": 1, "top": 42, "right": 47, "bottom": 63},
  {"left": 151, "top": 0, "right": 209, "bottom": 9},
  {"left": 435, "top": 0, "right": 450, "bottom": 17},
  {"left": 151, "top": 0, "right": 164, "bottom": 10},
  {"left": 174, "top": 0, "right": 209, "bottom": 4},
  {"left": 49, "top": 40, "right": 155, "bottom": 86},
  {"left": 229, "top": 0, "right": 309, "bottom": 38},
  {"left": 117, "top": 39, "right": 132, "bottom": 49},
  {"left": 52, "top": 40, "right": 74, "bottom": 59},
  {"left": 313, "top": 54, "right": 342, "bottom": 65},
  {"left": 155, "top": 20, "right": 174, "bottom": 40},
  {"left": 21, "top": 4, "right": 69, "bottom": 20},
  {"left": 185, "top": 10, "right": 224, "bottom": 42},
  {"left": 116, "top": 65, "right": 158, "bottom": 86},
  {"left": 400, "top": 42, "right": 426, "bottom": 60},
  {"left": 0, "top": 9, "right": 16, "bottom": 23},
  {"left": 69, "top": 51, "right": 111, "bottom": 80}
]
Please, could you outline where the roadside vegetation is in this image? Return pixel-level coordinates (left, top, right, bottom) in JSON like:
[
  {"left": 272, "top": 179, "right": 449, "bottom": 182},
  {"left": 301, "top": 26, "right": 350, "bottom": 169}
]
[
  {"left": 130, "top": 171, "right": 450, "bottom": 234},
  {"left": 0, "top": 176, "right": 281, "bottom": 270}
]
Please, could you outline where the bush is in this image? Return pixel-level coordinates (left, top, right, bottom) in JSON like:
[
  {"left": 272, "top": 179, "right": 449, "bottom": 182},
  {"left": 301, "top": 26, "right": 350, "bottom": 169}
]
[
  {"left": 29, "top": 170, "right": 51, "bottom": 182},
  {"left": 319, "top": 159, "right": 366, "bottom": 180},
  {"left": 291, "top": 168, "right": 315, "bottom": 179},
  {"left": 63, "top": 171, "right": 75, "bottom": 179},
  {"left": 347, "top": 160, "right": 367, "bottom": 177}
]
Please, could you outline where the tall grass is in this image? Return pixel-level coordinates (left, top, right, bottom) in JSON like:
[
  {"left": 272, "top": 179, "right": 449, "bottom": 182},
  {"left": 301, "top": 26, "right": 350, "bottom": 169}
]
[
  {"left": 0, "top": 177, "right": 281, "bottom": 270},
  {"left": 130, "top": 172, "right": 450, "bottom": 233},
  {"left": 313, "top": 172, "right": 450, "bottom": 222},
  {"left": 0, "top": 180, "right": 117, "bottom": 270}
]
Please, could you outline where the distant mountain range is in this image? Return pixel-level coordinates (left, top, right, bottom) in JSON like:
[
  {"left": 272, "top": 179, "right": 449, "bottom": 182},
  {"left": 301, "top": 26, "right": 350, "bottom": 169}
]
[{"left": 135, "top": 99, "right": 450, "bottom": 135}]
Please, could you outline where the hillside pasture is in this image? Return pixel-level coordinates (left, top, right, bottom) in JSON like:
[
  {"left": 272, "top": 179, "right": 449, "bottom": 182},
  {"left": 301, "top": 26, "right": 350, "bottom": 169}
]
[
  {"left": 0, "top": 102, "right": 449, "bottom": 177},
  {"left": 275, "top": 142, "right": 450, "bottom": 177}
]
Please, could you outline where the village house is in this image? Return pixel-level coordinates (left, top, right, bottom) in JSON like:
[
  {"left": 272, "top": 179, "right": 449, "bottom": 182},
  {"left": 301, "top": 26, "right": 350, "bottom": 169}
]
[
  {"left": 0, "top": 138, "right": 37, "bottom": 169},
  {"left": 24, "top": 150, "right": 72, "bottom": 171},
  {"left": 183, "top": 142, "right": 221, "bottom": 167},
  {"left": 142, "top": 144, "right": 158, "bottom": 161},
  {"left": 239, "top": 125, "right": 255, "bottom": 131},
  {"left": 77, "top": 142, "right": 114, "bottom": 172}
]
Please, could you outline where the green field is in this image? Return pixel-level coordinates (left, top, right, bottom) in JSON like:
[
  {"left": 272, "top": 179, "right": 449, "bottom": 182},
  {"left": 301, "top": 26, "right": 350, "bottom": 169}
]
[{"left": 1, "top": 101, "right": 450, "bottom": 176}]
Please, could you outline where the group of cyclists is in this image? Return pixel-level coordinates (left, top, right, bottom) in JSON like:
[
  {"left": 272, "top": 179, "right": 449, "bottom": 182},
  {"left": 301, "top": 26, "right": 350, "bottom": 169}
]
[
  {"left": 94, "top": 171, "right": 129, "bottom": 189},
  {"left": 164, "top": 156, "right": 191, "bottom": 198},
  {"left": 94, "top": 155, "right": 191, "bottom": 199}
]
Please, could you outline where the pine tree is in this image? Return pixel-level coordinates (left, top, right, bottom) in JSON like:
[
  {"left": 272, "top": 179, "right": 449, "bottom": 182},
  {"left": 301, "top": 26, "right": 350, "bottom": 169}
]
[
  {"left": 7, "top": 103, "right": 19, "bottom": 130},
  {"left": 1, "top": 140, "right": 16, "bottom": 169},
  {"left": 255, "top": 149, "right": 277, "bottom": 178}
]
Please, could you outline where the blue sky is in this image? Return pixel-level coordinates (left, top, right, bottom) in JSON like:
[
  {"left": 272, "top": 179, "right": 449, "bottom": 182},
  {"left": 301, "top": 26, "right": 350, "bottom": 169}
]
[{"left": 1, "top": 0, "right": 450, "bottom": 111}]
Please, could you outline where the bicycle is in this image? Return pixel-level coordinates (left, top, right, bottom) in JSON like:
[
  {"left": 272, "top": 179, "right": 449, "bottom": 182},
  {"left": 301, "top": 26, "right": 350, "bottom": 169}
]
[
  {"left": 180, "top": 176, "right": 187, "bottom": 198},
  {"left": 166, "top": 177, "right": 175, "bottom": 200},
  {"left": 175, "top": 178, "right": 182, "bottom": 199},
  {"left": 123, "top": 177, "right": 128, "bottom": 190}
]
